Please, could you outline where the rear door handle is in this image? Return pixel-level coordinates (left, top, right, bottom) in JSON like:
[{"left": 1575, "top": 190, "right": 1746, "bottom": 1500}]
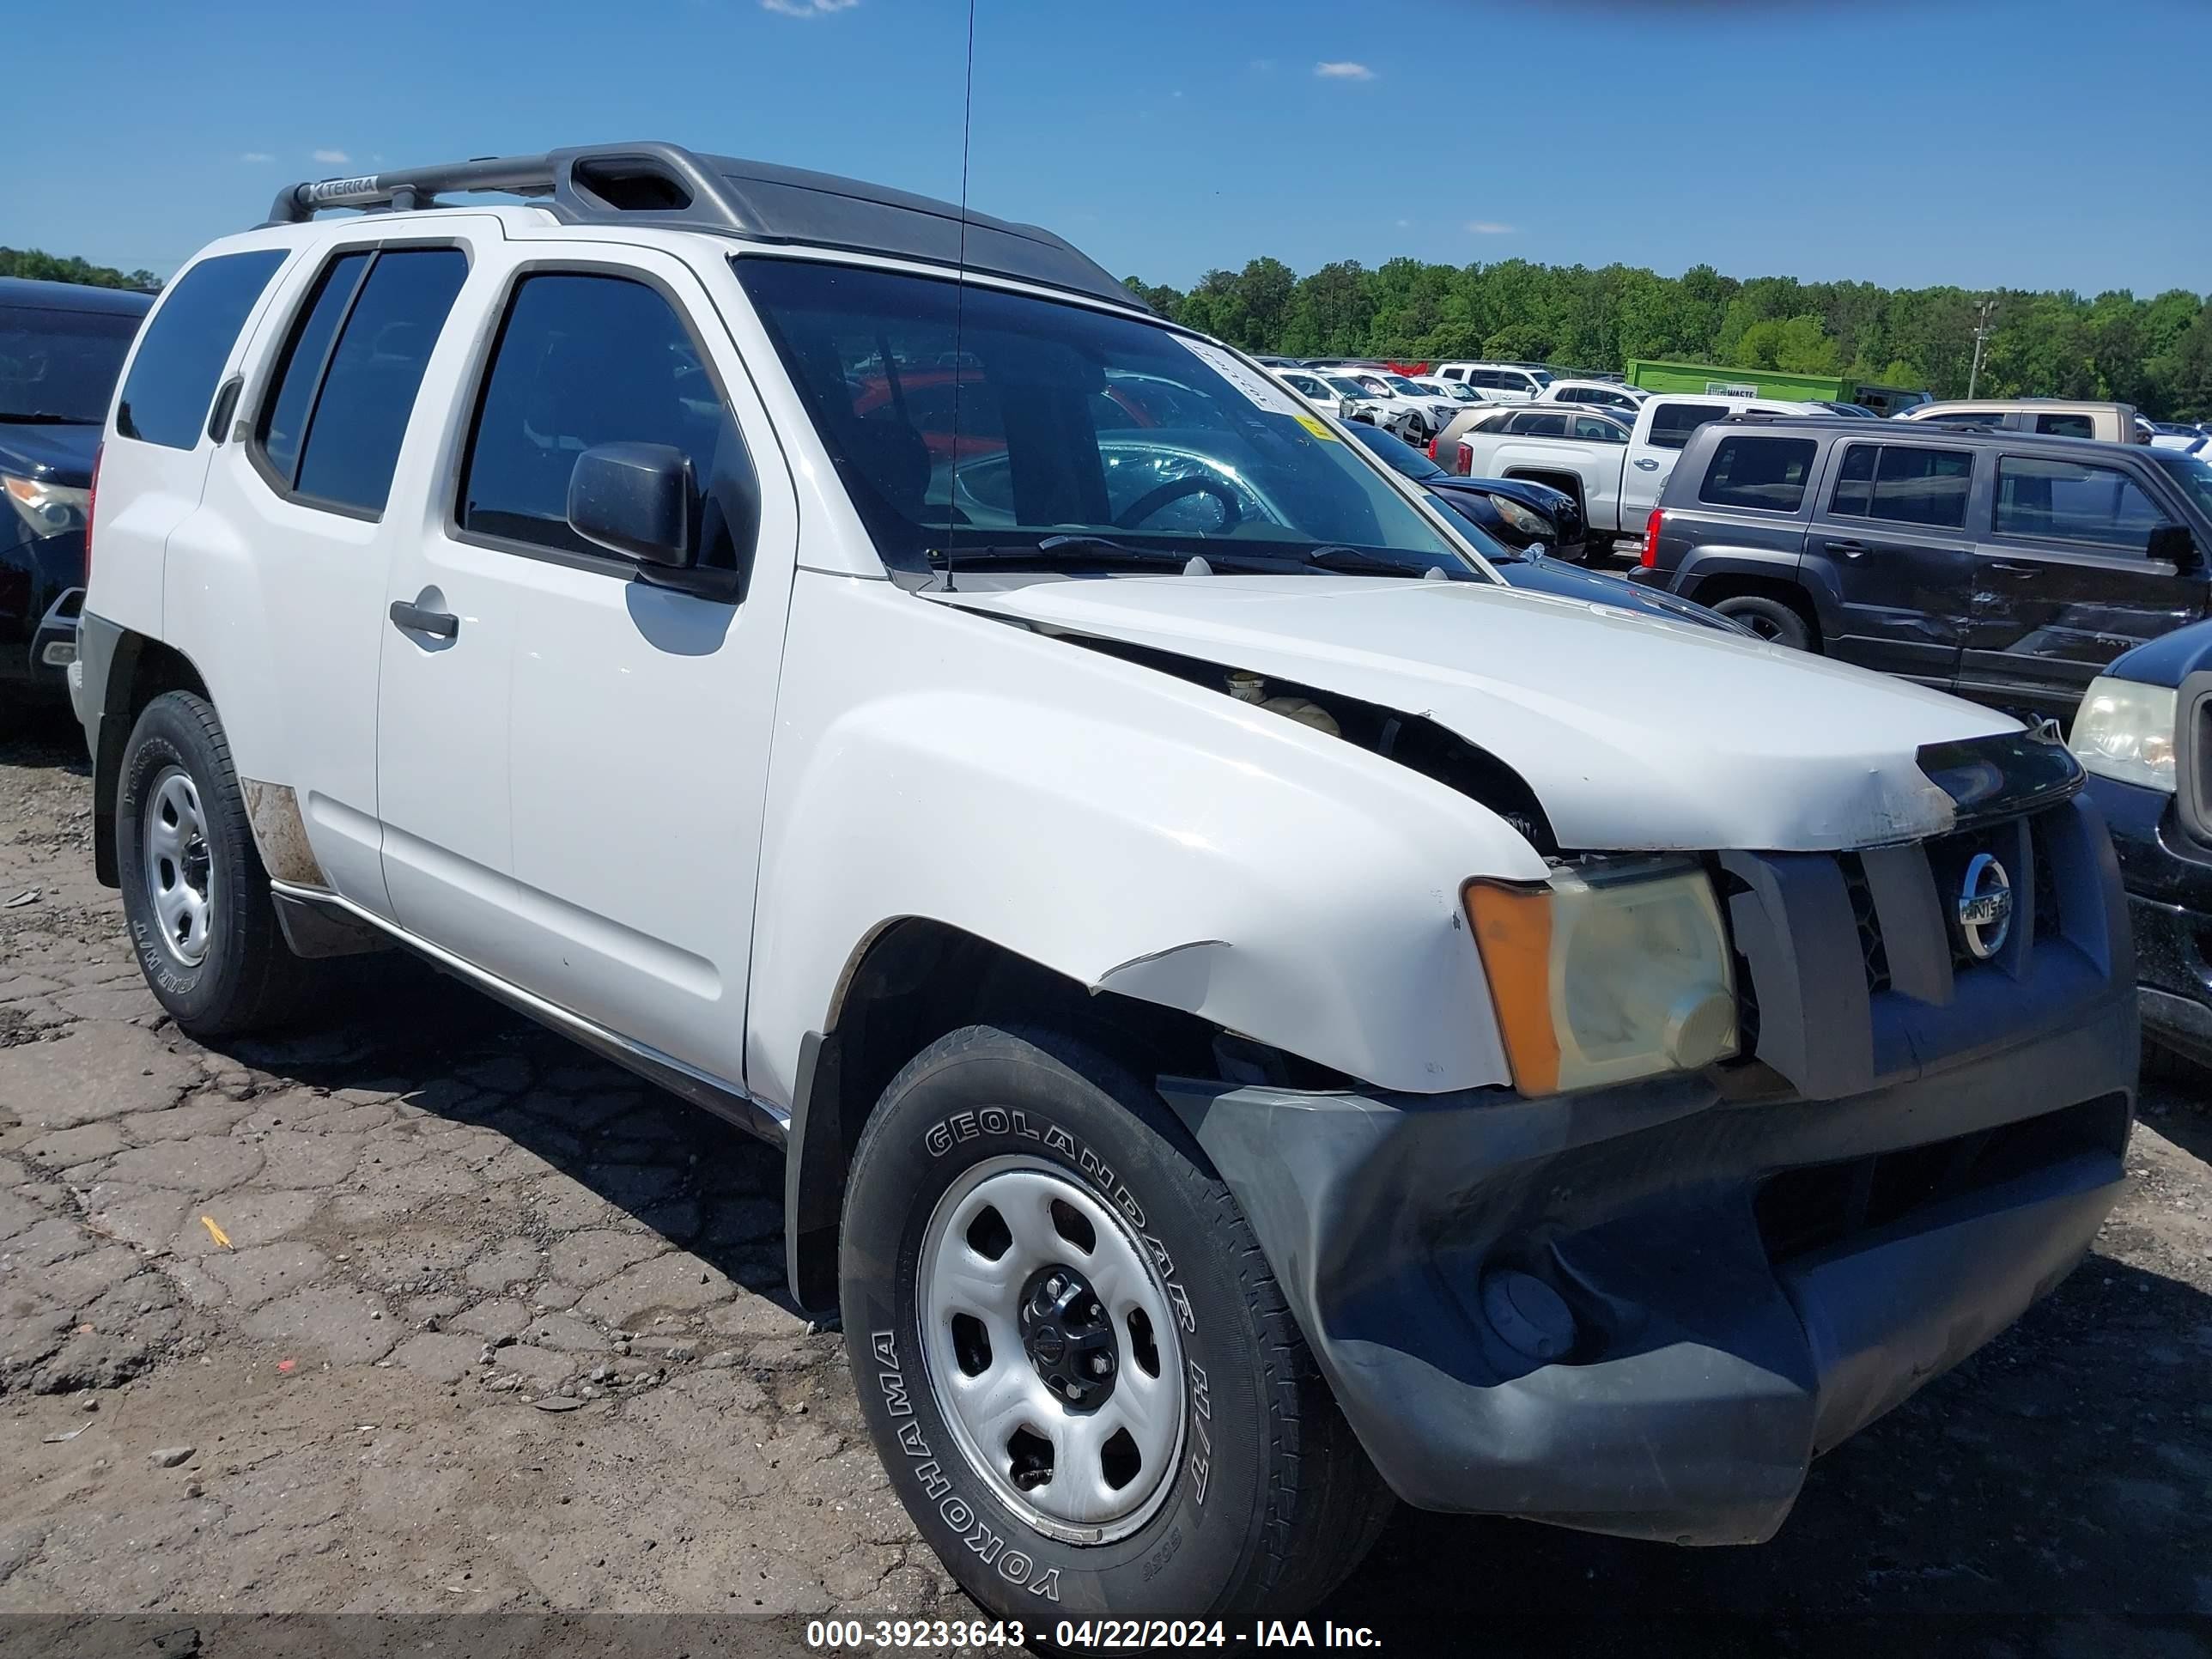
[
  {"left": 388, "top": 599, "right": 459, "bottom": 639},
  {"left": 1632, "top": 458, "right": 1661, "bottom": 471},
  {"left": 1823, "top": 539, "right": 1869, "bottom": 558},
  {"left": 1986, "top": 562, "right": 2041, "bottom": 577}
]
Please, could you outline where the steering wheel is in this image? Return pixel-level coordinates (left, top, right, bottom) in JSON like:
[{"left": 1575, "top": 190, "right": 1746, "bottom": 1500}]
[{"left": 1114, "top": 475, "right": 1244, "bottom": 532}]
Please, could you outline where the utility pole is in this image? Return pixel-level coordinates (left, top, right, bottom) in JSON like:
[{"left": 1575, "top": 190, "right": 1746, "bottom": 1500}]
[{"left": 1966, "top": 296, "right": 1996, "bottom": 398}]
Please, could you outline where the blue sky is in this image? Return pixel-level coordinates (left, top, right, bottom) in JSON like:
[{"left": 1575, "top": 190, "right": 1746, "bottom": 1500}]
[{"left": 14, "top": 0, "right": 2208, "bottom": 297}]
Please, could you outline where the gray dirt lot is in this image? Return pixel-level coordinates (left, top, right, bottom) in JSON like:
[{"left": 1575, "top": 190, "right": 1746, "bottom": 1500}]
[{"left": 1, "top": 708, "right": 2209, "bottom": 1658}]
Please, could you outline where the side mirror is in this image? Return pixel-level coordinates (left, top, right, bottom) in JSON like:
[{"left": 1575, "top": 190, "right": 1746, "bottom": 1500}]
[
  {"left": 568, "top": 443, "right": 697, "bottom": 568},
  {"left": 2149, "top": 521, "right": 2200, "bottom": 570}
]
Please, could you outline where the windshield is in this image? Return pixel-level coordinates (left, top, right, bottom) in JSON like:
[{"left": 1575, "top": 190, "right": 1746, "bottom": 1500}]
[
  {"left": 735, "top": 258, "right": 1474, "bottom": 576},
  {"left": 1347, "top": 422, "right": 1447, "bottom": 483},
  {"left": 0, "top": 303, "right": 143, "bottom": 422},
  {"left": 2154, "top": 453, "right": 2212, "bottom": 519},
  {"left": 1527, "top": 369, "right": 1554, "bottom": 387},
  {"left": 1325, "top": 377, "right": 1369, "bottom": 398},
  {"left": 1383, "top": 376, "right": 1428, "bottom": 397},
  {"left": 1436, "top": 382, "right": 1481, "bottom": 401}
]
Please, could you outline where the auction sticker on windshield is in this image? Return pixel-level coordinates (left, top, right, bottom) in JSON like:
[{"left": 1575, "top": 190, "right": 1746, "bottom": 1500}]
[
  {"left": 1293, "top": 413, "right": 1340, "bottom": 441},
  {"left": 1176, "top": 337, "right": 1313, "bottom": 420}
]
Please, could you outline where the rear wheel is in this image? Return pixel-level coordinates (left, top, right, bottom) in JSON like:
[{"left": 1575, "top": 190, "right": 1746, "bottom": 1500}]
[
  {"left": 116, "top": 691, "right": 314, "bottom": 1036},
  {"left": 840, "top": 1024, "right": 1393, "bottom": 1621},
  {"left": 1711, "top": 593, "right": 1813, "bottom": 650}
]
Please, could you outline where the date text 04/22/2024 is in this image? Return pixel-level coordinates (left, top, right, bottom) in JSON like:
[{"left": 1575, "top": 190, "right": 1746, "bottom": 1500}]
[{"left": 803, "top": 1619, "right": 1385, "bottom": 1650}]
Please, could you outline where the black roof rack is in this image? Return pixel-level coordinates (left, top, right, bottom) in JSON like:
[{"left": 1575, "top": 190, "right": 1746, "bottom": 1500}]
[{"left": 264, "top": 141, "right": 1146, "bottom": 313}]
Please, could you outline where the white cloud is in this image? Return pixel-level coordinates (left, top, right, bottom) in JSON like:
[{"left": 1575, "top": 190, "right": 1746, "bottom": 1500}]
[
  {"left": 1315, "top": 61, "right": 1373, "bottom": 80},
  {"left": 239, "top": 152, "right": 274, "bottom": 164},
  {"left": 1395, "top": 217, "right": 1411, "bottom": 228},
  {"left": 1467, "top": 221, "right": 1517, "bottom": 235},
  {"left": 762, "top": 0, "right": 858, "bottom": 15},
  {"left": 312, "top": 148, "right": 350, "bottom": 165}
]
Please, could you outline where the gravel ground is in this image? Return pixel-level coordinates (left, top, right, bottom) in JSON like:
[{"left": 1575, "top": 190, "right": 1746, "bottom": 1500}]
[{"left": 1, "top": 707, "right": 2208, "bottom": 1657}]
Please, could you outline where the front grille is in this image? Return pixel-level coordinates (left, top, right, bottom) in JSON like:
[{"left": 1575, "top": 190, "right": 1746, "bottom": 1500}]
[
  {"left": 1838, "top": 853, "right": 1891, "bottom": 994},
  {"left": 2030, "top": 815, "right": 2061, "bottom": 941},
  {"left": 1720, "top": 793, "right": 2109, "bottom": 1099},
  {"left": 1753, "top": 1094, "right": 2128, "bottom": 1262}
]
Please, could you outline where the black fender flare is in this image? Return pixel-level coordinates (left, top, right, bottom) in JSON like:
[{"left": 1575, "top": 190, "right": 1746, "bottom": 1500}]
[{"left": 1674, "top": 547, "right": 1835, "bottom": 640}]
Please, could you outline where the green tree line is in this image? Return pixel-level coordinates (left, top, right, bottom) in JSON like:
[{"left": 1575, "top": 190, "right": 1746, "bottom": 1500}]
[
  {"left": 0, "top": 248, "right": 162, "bottom": 293},
  {"left": 1123, "top": 257, "right": 2212, "bottom": 420}
]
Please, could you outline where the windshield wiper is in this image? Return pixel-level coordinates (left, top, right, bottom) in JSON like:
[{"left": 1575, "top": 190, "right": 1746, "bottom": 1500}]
[
  {"left": 935, "top": 536, "right": 1309, "bottom": 574},
  {"left": 1299, "top": 544, "right": 1479, "bottom": 580},
  {"left": 0, "top": 412, "right": 100, "bottom": 425}
]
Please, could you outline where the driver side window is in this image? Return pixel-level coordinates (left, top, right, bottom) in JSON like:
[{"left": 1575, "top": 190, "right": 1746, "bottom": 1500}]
[{"left": 458, "top": 271, "right": 750, "bottom": 565}]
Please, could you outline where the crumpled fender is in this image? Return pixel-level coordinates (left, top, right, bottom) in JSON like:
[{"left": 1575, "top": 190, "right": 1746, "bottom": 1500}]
[{"left": 743, "top": 575, "right": 1546, "bottom": 1104}]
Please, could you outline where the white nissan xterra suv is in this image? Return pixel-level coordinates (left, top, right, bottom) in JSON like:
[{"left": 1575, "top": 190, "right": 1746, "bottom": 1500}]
[{"left": 74, "top": 143, "right": 2136, "bottom": 1625}]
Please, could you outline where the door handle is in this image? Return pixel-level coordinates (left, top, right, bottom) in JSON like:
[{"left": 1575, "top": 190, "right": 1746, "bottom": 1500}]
[
  {"left": 1632, "top": 458, "right": 1661, "bottom": 471},
  {"left": 1986, "top": 562, "right": 2041, "bottom": 577},
  {"left": 1823, "top": 539, "right": 1869, "bottom": 558},
  {"left": 388, "top": 599, "right": 459, "bottom": 639}
]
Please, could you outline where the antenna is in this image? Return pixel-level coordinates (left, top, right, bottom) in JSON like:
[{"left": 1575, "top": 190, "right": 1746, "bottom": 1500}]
[{"left": 942, "top": 0, "right": 978, "bottom": 592}]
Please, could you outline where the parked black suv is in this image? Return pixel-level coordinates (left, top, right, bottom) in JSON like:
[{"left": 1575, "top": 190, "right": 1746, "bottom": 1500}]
[
  {"left": 1632, "top": 416, "right": 2212, "bottom": 725},
  {"left": 1, "top": 277, "right": 153, "bottom": 704}
]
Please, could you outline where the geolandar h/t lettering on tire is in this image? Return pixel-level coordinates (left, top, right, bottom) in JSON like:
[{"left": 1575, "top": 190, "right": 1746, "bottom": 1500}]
[
  {"left": 83, "top": 139, "right": 2135, "bottom": 1627},
  {"left": 922, "top": 1105, "right": 1200, "bottom": 1340}
]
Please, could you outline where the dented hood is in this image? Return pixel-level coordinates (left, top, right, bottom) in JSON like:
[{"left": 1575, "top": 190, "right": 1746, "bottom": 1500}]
[{"left": 932, "top": 574, "right": 2023, "bottom": 852}]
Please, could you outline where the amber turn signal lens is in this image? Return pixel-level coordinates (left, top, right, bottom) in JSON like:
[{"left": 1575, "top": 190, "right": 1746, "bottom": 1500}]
[{"left": 1462, "top": 880, "right": 1559, "bottom": 1096}]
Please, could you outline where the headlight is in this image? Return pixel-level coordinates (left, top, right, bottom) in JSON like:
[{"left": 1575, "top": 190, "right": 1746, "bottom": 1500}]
[
  {"left": 2069, "top": 676, "right": 2176, "bottom": 792},
  {"left": 1464, "top": 860, "right": 1737, "bottom": 1095},
  {"left": 1492, "top": 496, "right": 1549, "bottom": 538},
  {"left": 3, "top": 474, "right": 89, "bottom": 540}
]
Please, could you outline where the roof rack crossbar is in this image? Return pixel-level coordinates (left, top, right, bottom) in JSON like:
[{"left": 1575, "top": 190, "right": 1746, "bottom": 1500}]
[{"left": 269, "top": 152, "right": 564, "bottom": 222}]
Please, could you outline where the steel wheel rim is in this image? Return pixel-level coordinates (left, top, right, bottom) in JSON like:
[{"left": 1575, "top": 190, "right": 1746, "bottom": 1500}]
[
  {"left": 142, "top": 764, "right": 216, "bottom": 967},
  {"left": 918, "top": 1153, "right": 1186, "bottom": 1546}
]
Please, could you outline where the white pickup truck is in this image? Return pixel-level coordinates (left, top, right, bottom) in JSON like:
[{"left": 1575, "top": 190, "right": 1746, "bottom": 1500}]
[{"left": 1448, "top": 393, "right": 1821, "bottom": 552}]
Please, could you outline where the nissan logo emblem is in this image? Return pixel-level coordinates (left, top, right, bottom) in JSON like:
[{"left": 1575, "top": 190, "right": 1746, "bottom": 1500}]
[{"left": 1957, "top": 852, "right": 2014, "bottom": 961}]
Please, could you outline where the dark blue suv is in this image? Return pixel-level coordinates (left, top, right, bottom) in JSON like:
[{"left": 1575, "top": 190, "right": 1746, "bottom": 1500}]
[
  {"left": 2072, "top": 618, "right": 2212, "bottom": 1066},
  {"left": 1, "top": 276, "right": 153, "bottom": 705}
]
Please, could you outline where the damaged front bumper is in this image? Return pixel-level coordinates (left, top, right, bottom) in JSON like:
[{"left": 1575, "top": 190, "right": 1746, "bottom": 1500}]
[{"left": 1158, "top": 791, "right": 2138, "bottom": 1546}]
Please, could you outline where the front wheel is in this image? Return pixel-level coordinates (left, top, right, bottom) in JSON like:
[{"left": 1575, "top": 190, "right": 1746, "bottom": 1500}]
[
  {"left": 115, "top": 690, "right": 313, "bottom": 1036},
  {"left": 840, "top": 1024, "right": 1392, "bottom": 1622}
]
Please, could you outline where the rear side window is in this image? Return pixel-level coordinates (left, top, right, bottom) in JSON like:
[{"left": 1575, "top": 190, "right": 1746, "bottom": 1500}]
[
  {"left": 1829, "top": 443, "right": 1973, "bottom": 530},
  {"left": 1647, "top": 402, "right": 1723, "bottom": 451},
  {"left": 258, "top": 251, "right": 371, "bottom": 484},
  {"left": 115, "top": 249, "right": 285, "bottom": 449},
  {"left": 2034, "top": 412, "right": 2095, "bottom": 439},
  {"left": 1510, "top": 410, "right": 1569, "bottom": 437},
  {"left": 287, "top": 248, "right": 466, "bottom": 514},
  {"left": 1698, "top": 435, "right": 1817, "bottom": 513},
  {"left": 1996, "top": 456, "right": 2171, "bottom": 550},
  {"left": 459, "top": 271, "right": 750, "bottom": 568},
  {"left": 1571, "top": 414, "right": 1626, "bottom": 442}
]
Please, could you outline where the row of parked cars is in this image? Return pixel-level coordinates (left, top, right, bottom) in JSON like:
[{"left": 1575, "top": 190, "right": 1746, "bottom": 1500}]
[{"left": 1, "top": 141, "right": 2192, "bottom": 1625}]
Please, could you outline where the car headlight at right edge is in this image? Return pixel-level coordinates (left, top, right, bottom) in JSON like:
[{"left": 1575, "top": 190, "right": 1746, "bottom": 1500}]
[
  {"left": 2069, "top": 676, "right": 2176, "bottom": 793},
  {"left": 1464, "top": 860, "right": 1737, "bottom": 1096}
]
